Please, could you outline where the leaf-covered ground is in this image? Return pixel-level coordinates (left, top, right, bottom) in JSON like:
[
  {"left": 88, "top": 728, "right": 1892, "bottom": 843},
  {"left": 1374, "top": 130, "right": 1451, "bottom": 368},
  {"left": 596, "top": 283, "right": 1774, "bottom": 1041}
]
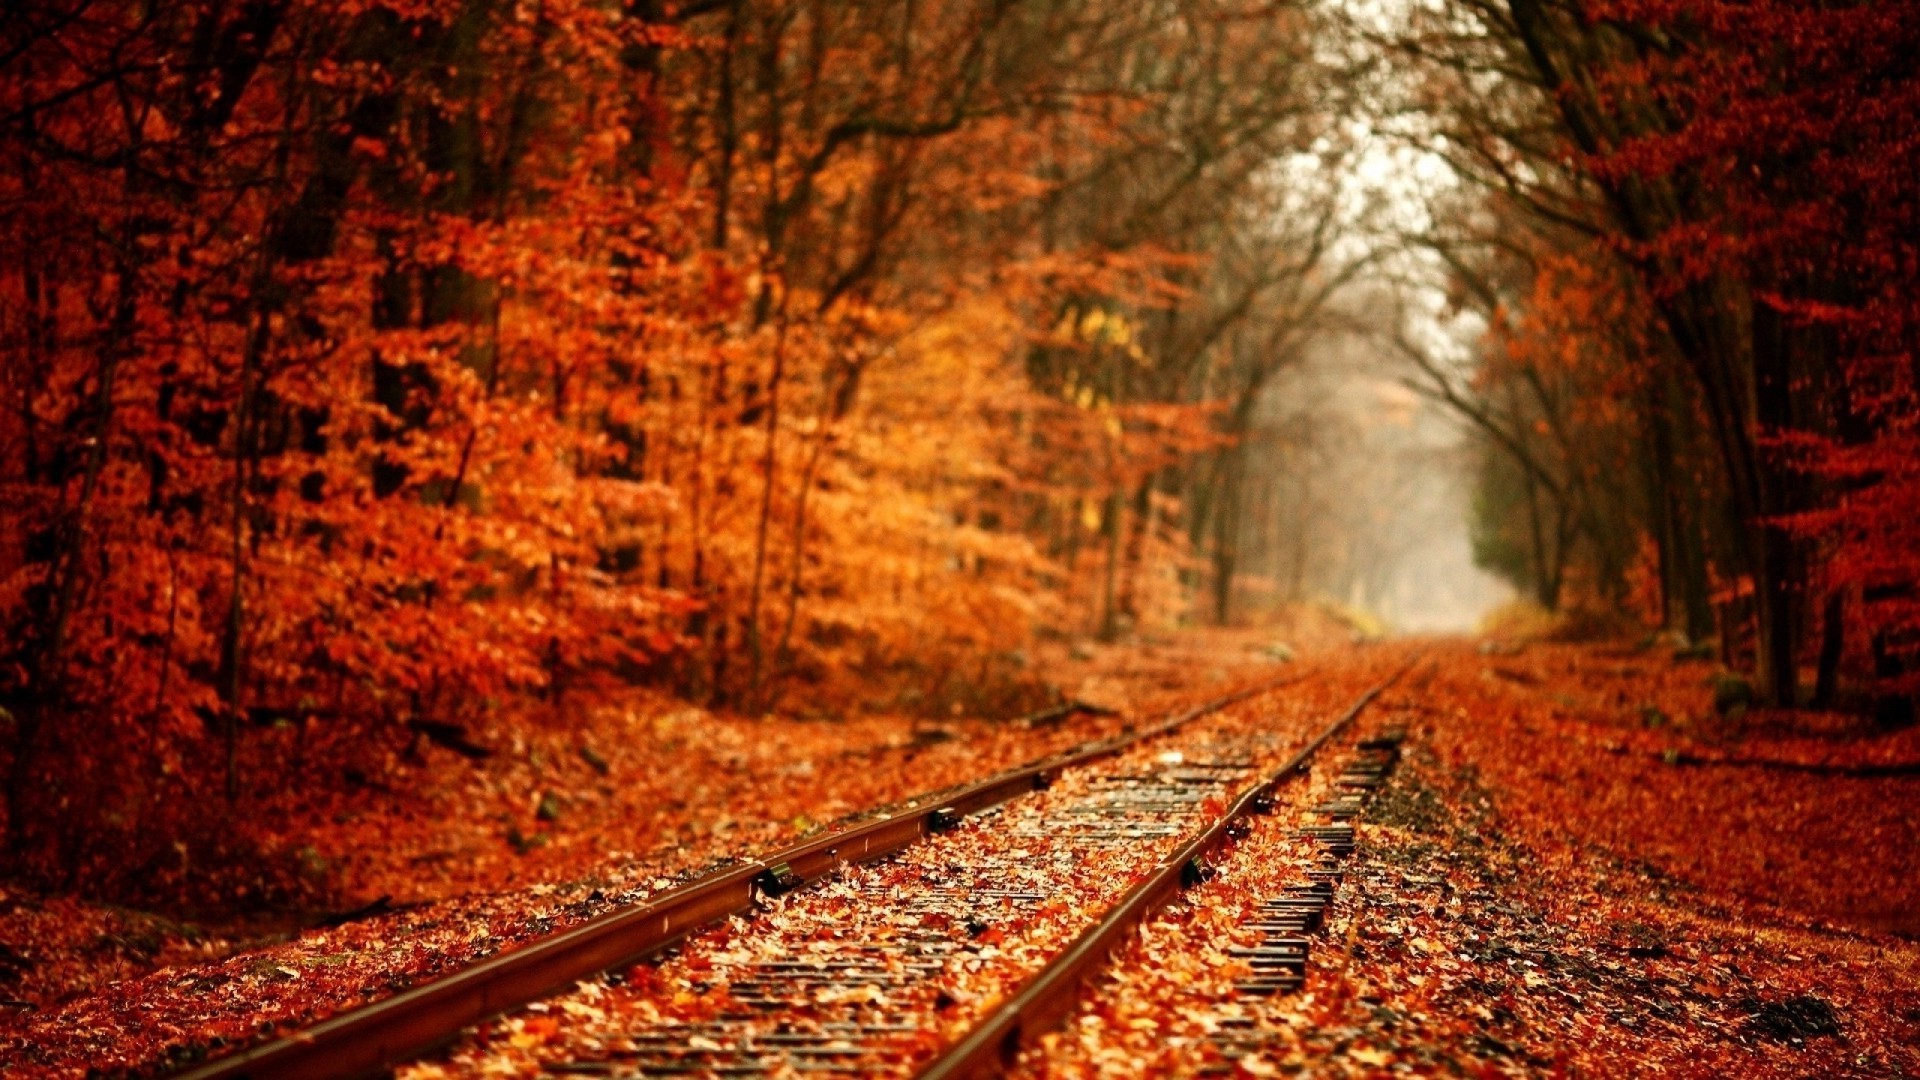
[
  {"left": 1021, "top": 644, "right": 1920, "bottom": 1077},
  {"left": 5, "top": 630, "right": 1917, "bottom": 1077},
  {"left": 0, "top": 627, "right": 1310, "bottom": 1076},
  {"left": 392, "top": 652, "right": 1407, "bottom": 1078}
]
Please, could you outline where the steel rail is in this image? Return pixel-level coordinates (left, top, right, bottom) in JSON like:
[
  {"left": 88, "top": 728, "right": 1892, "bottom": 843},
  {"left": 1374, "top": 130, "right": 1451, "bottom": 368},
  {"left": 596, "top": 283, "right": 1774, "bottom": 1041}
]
[
  {"left": 915, "top": 662, "right": 1412, "bottom": 1080},
  {"left": 174, "top": 670, "right": 1308, "bottom": 1080}
]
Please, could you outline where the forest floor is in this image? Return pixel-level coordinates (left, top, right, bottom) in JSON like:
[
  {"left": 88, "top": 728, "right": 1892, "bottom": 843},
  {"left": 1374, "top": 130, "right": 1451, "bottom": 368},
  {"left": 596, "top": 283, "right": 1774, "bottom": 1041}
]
[
  {"left": 4, "top": 618, "right": 1919, "bottom": 1076},
  {"left": 1017, "top": 643, "right": 1920, "bottom": 1078}
]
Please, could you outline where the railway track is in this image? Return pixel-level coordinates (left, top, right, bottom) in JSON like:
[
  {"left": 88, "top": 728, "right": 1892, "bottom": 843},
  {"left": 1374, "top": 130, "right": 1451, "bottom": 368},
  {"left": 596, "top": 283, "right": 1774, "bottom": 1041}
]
[
  {"left": 1190, "top": 733, "right": 1405, "bottom": 1073},
  {"left": 178, "top": 660, "right": 1409, "bottom": 1080}
]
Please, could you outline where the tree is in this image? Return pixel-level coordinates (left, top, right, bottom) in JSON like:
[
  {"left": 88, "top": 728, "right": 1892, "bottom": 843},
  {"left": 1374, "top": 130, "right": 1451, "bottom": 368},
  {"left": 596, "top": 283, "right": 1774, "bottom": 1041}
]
[
  {"left": 0, "top": 0, "right": 1362, "bottom": 899},
  {"left": 1366, "top": 0, "right": 1920, "bottom": 707}
]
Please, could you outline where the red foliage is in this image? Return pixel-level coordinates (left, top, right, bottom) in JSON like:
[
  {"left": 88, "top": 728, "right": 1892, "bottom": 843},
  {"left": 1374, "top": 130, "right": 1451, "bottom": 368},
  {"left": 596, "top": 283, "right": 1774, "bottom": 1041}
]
[{"left": 1582, "top": 0, "right": 1920, "bottom": 688}]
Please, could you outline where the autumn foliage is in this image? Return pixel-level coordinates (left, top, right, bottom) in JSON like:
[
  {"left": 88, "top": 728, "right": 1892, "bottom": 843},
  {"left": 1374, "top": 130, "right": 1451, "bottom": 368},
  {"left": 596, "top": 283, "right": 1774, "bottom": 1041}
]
[
  {"left": 3, "top": 0, "right": 1916, "bottom": 911},
  {"left": 1389, "top": 0, "right": 1920, "bottom": 711},
  {"left": 0, "top": 0, "right": 1345, "bottom": 901}
]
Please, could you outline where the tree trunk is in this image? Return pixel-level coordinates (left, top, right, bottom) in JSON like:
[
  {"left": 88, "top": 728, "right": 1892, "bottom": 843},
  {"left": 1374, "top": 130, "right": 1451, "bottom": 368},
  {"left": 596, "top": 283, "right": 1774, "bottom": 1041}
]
[
  {"left": 1750, "top": 296, "right": 1803, "bottom": 707},
  {"left": 1812, "top": 589, "right": 1845, "bottom": 710},
  {"left": 1116, "top": 475, "right": 1155, "bottom": 627},
  {"left": 6, "top": 221, "right": 138, "bottom": 864},
  {"left": 1210, "top": 448, "right": 1243, "bottom": 625},
  {"left": 744, "top": 313, "right": 790, "bottom": 703},
  {"left": 1099, "top": 488, "right": 1124, "bottom": 640}
]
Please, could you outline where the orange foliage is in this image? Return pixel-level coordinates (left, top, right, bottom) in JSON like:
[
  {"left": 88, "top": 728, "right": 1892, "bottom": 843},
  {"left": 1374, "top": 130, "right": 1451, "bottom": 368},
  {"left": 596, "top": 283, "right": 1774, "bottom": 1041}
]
[{"left": 0, "top": 0, "right": 1320, "bottom": 901}]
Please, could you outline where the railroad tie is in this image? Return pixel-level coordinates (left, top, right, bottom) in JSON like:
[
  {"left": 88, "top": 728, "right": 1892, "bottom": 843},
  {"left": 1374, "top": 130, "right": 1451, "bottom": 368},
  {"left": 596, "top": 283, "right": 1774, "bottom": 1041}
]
[{"left": 1204, "top": 732, "right": 1406, "bottom": 1065}]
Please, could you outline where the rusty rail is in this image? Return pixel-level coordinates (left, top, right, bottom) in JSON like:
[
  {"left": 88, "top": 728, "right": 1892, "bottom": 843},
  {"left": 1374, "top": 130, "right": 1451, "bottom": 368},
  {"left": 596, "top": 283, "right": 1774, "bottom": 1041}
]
[
  {"left": 915, "top": 663, "right": 1409, "bottom": 1080},
  {"left": 174, "top": 671, "right": 1306, "bottom": 1080}
]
